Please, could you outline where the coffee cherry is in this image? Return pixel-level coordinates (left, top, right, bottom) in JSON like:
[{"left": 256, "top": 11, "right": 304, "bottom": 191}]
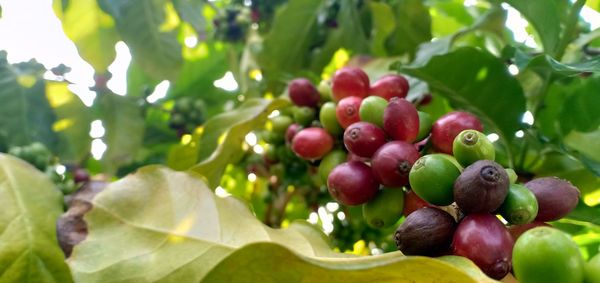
[
  {"left": 317, "top": 80, "right": 332, "bottom": 101},
  {"left": 343, "top": 122, "right": 386, "bottom": 158},
  {"left": 431, "top": 111, "right": 483, "bottom": 154},
  {"left": 505, "top": 168, "right": 518, "bottom": 184},
  {"left": 319, "top": 102, "right": 343, "bottom": 136},
  {"left": 371, "top": 141, "right": 419, "bottom": 187},
  {"left": 293, "top": 106, "right": 316, "bottom": 126},
  {"left": 513, "top": 227, "right": 584, "bottom": 283},
  {"left": 409, "top": 154, "right": 461, "bottom": 206},
  {"left": 359, "top": 96, "right": 387, "bottom": 127},
  {"left": 318, "top": 150, "right": 347, "bottom": 184},
  {"left": 498, "top": 184, "right": 539, "bottom": 225},
  {"left": 585, "top": 253, "right": 600, "bottom": 283},
  {"left": 402, "top": 189, "right": 431, "bottom": 216},
  {"left": 369, "top": 74, "right": 409, "bottom": 101},
  {"left": 452, "top": 130, "right": 495, "bottom": 167},
  {"left": 395, "top": 207, "right": 456, "bottom": 256},
  {"left": 383, "top": 98, "right": 419, "bottom": 142},
  {"left": 416, "top": 111, "right": 432, "bottom": 141},
  {"left": 507, "top": 221, "right": 550, "bottom": 241},
  {"left": 285, "top": 123, "right": 302, "bottom": 144},
  {"left": 270, "top": 115, "right": 293, "bottom": 134},
  {"left": 336, "top": 96, "right": 362, "bottom": 129},
  {"left": 524, "top": 177, "right": 580, "bottom": 222},
  {"left": 291, "top": 127, "right": 333, "bottom": 160},
  {"left": 331, "top": 67, "right": 369, "bottom": 101},
  {"left": 452, "top": 213, "right": 514, "bottom": 280},
  {"left": 453, "top": 160, "right": 509, "bottom": 213},
  {"left": 362, "top": 188, "right": 404, "bottom": 228},
  {"left": 288, "top": 78, "right": 320, "bottom": 108},
  {"left": 327, "top": 161, "right": 379, "bottom": 206}
]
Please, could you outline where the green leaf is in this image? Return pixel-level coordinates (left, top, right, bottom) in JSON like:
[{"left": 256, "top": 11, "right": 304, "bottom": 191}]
[
  {"left": 191, "top": 98, "right": 289, "bottom": 188},
  {"left": 386, "top": 0, "right": 432, "bottom": 58},
  {"left": 53, "top": 0, "right": 119, "bottom": 72},
  {"left": 97, "top": 93, "right": 145, "bottom": 174},
  {"left": 401, "top": 47, "right": 526, "bottom": 160},
  {"left": 368, "top": 2, "right": 396, "bottom": 56},
  {"left": 567, "top": 202, "right": 600, "bottom": 226},
  {"left": 259, "top": 0, "right": 323, "bottom": 88},
  {"left": 0, "top": 154, "right": 73, "bottom": 283},
  {"left": 46, "top": 82, "right": 93, "bottom": 164},
  {"left": 98, "top": 0, "right": 183, "bottom": 80},
  {"left": 516, "top": 51, "right": 600, "bottom": 77},
  {"left": 68, "top": 166, "right": 495, "bottom": 282},
  {"left": 501, "top": 0, "right": 568, "bottom": 55},
  {"left": 171, "top": 0, "right": 205, "bottom": 34},
  {"left": 0, "top": 54, "right": 59, "bottom": 149}
]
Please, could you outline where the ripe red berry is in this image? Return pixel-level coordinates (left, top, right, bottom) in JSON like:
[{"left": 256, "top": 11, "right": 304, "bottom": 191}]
[
  {"left": 336, "top": 96, "right": 363, "bottom": 129},
  {"left": 291, "top": 127, "right": 333, "bottom": 160},
  {"left": 369, "top": 74, "right": 409, "bottom": 101},
  {"left": 431, "top": 111, "right": 483, "bottom": 154},
  {"left": 288, "top": 78, "right": 320, "bottom": 108},
  {"left": 371, "top": 141, "right": 420, "bottom": 187},
  {"left": 327, "top": 161, "right": 379, "bottom": 206},
  {"left": 383, "top": 98, "right": 419, "bottom": 142},
  {"left": 331, "top": 67, "right": 369, "bottom": 101},
  {"left": 343, "top": 122, "right": 387, "bottom": 158}
]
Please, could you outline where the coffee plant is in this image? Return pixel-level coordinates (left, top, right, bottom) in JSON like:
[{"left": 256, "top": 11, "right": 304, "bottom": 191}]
[{"left": 0, "top": 0, "right": 600, "bottom": 282}]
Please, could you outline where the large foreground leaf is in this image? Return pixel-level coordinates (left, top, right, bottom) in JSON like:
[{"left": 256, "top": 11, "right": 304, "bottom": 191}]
[
  {"left": 69, "top": 166, "right": 494, "bottom": 282},
  {"left": 0, "top": 154, "right": 72, "bottom": 283}
]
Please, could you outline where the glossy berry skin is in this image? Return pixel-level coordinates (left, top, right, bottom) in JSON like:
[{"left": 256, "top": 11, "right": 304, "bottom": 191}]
[
  {"left": 453, "top": 160, "right": 509, "bottom": 213},
  {"left": 285, "top": 123, "right": 302, "bottom": 144},
  {"left": 431, "top": 111, "right": 483, "bottom": 154},
  {"left": 369, "top": 74, "right": 409, "bottom": 101},
  {"left": 293, "top": 106, "right": 316, "bottom": 126},
  {"left": 327, "top": 161, "right": 379, "bottom": 206},
  {"left": 452, "top": 214, "right": 514, "bottom": 280},
  {"left": 497, "top": 184, "right": 539, "bottom": 225},
  {"left": 362, "top": 188, "right": 405, "bottom": 228},
  {"left": 318, "top": 150, "right": 347, "bottom": 184},
  {"left": 383, "top": 98, "right": 419, "bottom": 142},
  {"left": 524, "top": 177, "right": 580, "bottom": 222},
  {"left": 452, "top": 129, "right": 495, "bottom": 167},
  {"left": 359, "top": 96, "right": 387, "bottom": 128},
  {"left": 402, "top": 190, "right": 431, "bottom": 216},
  {"left": 270, "top": 115, "right": 293, "bottom": 134},
  {"left": 409, "top": 154, "right": 461, "bottom": 206},
  {"left": 416, "top": 111, "right": 432, "bottom": 141},
  {"left": 343, "top": 122, "right": 387, "bottom": 158},
  {"left": 513, "top": 227, "right": 584, "bottom": 283},
  {"left": 288, "top": 78, "right": 320, "bottom": 108},
  {"left": 331, "top": 67, "right": 370, "bottom": 101},
  {"left": 395, "top": 207, "right": 456, "bottom": 256},
  {"left": 291, "top": 127, "right": 334, "bottom": 160},
  {"left": 371, "top": 141, "right": 420, "bottom": 187},
  {"left": 336, "top": 96, "right": 363, "bottom": 129},
  {"left": 319, "top": 102, "right": 343, "bottom": 136}
]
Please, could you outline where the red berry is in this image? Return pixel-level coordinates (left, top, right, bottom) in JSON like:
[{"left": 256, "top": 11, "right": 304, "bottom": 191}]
[
  {"left": 383, "top": 98, "right": 419, "bottom": 142},
  {"left": 431, "top": 111, "right": 483, "bottom": 154},
  {"left": 331, "top": 67, "right": 369, "bottom": 101},
  {"left": 73, "top": 168, "right": 90, "bottom": 183},
  {"left": 336, "top": 96, "right": 363, "bottom": 129},
  {"left": 291, "top": 127, "right": 333, "bottom": 160},
  {"left": 369, "top": 74, "right": 409, "bottom": 101},
  {"left": 507, "top": 221, "right": 550, "bottom": 241},
  {"left": 288, "top": 78, "right": 320, "bottom": 108},
  {"left": 285, "top": 123, "right": 302, "bottom": 144},
  {"left": 346, "top": 152, "right": 370, "bottom": 163},
  {"left": 327, "top": 161, "right": 379, "bottom": 206},
  {"left": 343, "top": 122, "right": 387, "bottom": 158},
  {"left": 371, "top": 141, "right": 420, "bottom": 187}
]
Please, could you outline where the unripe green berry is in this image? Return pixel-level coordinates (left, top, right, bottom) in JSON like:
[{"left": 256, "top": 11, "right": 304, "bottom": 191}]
[
  {"left": 318, "top": 150, "right": 347, "bottom": 184},
  {"left": 359, "top": 96, "right": 387, "bottom": 128},
  {"left": 498, "top": 184, "right": 539, "bottom": 225},
  {"left": 362, "top": 188, "right": 405, "bottom": 228},
  {"left": 293, "top": 106, "right": 316, "bottom": 126},
  {"left": 319, "top": 102, "right": 343, "bottom": 136},
  {"left": 409, "top": 154, "right": 461, "bottom": 206},
  {"left": 416, "top": 111, "right": 432, "bottom": 141},
  {"left": 452, "top": 129, "right": 495, "bottom": 167},
  {"left": 270, "top": 115, "right": 293, "bottom": 134}
]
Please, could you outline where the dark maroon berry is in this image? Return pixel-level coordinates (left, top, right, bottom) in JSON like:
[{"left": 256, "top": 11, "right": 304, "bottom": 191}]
[
  {"left": 369, "top": 74, "right": 409, "bottom": 101},
  {"left": 327, "top": 161, "right": 379, "bottom": 206},
  {"left": 343, "top": 122, "right": 386, "bottom": 158},
  {"left": 453, "top": 160, "right": 509, "bottom": 213},
  {"left": 336, "top": 96, "right": 362, "bottom": 129},
  {"left": 524, "top": 177, "right": 580, "bottom": 222},
  {"left": 431, "top": 111, "right": 483, "bottom": 154},
  {"left": 288, "top": 78, "right": 320, "bottom": 108},
  {"left": 291, "top": 127, "right": 334, "bottom": 160},
  {"left": 285, "top": 123, "right": 302, "bottom": 144},
  {"left": 371, "top": 141, "right": 420, "bottom": 187},
  {"left": 331, "top": 67, "right": 370, "bottom": 101},
  {"left": 73, "top": 168, "right": 90, "bottom": 183},
  {"left": 383, "top": 98, "right": 419, "bottom": 142},
  {"left": 452, "top": 214, "right": 514, "bottom": 280},
  {"left": 395, "top": 207, "right": 456, "bottom": 256}
]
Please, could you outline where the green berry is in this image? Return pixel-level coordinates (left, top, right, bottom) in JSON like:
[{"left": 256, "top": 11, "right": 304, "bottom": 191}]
[
  {"left": 319, "top": 102, "right": 343, "bottom": 136},
  {"left": 452, "top": 129, "right": 495, "bottom": 167},
  {"left": 409, "top": 154, "right": 461, "bottom": 206},
  {"left": 359, "top": 96, "right": 387, "bottom": 128},
  {"left": 318, "top": 150, "right": 347, "bottom": 184},
  {"left": 293, "top": 106, "right": 316, "bottom": 126},
  {"left": 362, "top": 188, "right": 405, "bottom": 228},
  {"left": 416, "top": 111, "right": 432, "bottom": 141},
  {"left": 270, "top": 115, "right": 293, "bottom": 134},
  {"left": 317, "top": 80, "right": 332, "bottom": 101},
  {"left": 498, "top": 184, "right": 539, "bottom": 225},
  {"left": 506, "top": 168, "right": 518, "bottom": 184},
  {"left": 585, "top": 253, "right": 600, "bottom": 283}
]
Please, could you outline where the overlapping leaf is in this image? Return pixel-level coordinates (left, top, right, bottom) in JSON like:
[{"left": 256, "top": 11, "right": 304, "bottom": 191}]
[{"left": 68, "top": 166, "right": 495, "bottom": 283}]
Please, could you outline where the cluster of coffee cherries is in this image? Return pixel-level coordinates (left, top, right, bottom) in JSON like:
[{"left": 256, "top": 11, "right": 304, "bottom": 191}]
[
  {"left": 168, "top": 97, "right": 206, "bottom": 135},
  {"left": 280, "top": 67, "right": 588, "bottom": 281}
]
